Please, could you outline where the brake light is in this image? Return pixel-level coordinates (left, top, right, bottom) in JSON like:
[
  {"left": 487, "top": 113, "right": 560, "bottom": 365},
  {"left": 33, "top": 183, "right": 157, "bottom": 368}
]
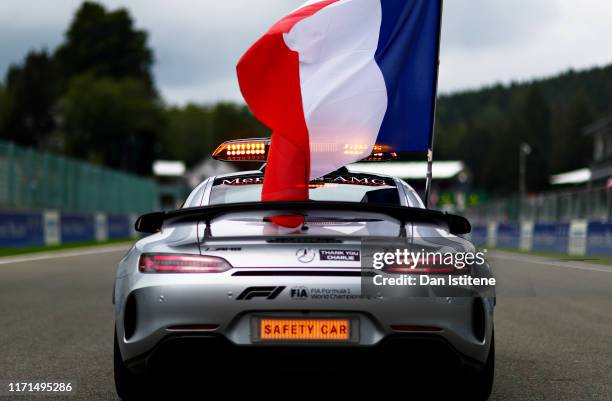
[
  {"left": 384, "top": 255, "right": 468, "bottom": 274},
  {"left": 138, "top": 254, "right": 232, "bottom": 273}
]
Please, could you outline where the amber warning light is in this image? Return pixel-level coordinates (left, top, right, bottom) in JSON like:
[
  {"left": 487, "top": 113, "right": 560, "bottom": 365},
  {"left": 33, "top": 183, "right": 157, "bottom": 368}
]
[
  {"left": 213, "top": 138, "right": 397, "bottom": 162},
  {"left": 212, "top": 138, "right": 270, "bottom": 162}
]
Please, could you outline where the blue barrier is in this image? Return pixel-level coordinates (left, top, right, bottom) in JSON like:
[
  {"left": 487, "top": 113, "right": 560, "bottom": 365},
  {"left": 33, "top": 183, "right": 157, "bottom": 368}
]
[
  {"left": 470, "top": 225, "right": 487, "bottom": 247},
  {"left": 0, "top": 211, "right": 44, "bottom": 247},
  {"left": 60, "top": 213, "right": 96, "bottom": 243},
  {"left": 469, "top": 220, "right": 609, "bottom": 256},
  {"left": 107, "top": 215, "right": 132, "bottom": 240},
  {"left": 1, "top": 209, "right": 610, "bottom": 257},
  {"left": 497, "top": 224, "right": 520, "bottom": 249},
  {"left": 532, "top": 223, "right": 570, "bottom": 253},
  {"left": 586, "top": 222, "right": 612, "bottom": 256},
  {"left": 0, "top": 210, "right": 137, "bottom": 248}
]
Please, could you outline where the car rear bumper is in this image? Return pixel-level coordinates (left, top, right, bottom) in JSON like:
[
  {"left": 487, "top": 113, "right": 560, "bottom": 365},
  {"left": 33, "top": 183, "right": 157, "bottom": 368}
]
[
  {"left": 115, "top": 275, "right": 494, "bottom": 369},
  {"left": 124, "top": 332, "right": 485, "bottom": 376}
]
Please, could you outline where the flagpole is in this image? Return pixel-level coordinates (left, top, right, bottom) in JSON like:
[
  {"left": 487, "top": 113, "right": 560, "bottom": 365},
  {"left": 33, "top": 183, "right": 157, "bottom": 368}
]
[
  {"left": 425, "top": 148, "right": 434, "bottom": 207},
  {"left": 425, "top": 0, "right": 444, "bottom": 209}
]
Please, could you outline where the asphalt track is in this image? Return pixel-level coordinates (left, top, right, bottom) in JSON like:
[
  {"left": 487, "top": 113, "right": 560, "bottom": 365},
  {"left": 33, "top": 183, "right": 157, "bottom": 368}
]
[{"left": 0, "top": 246, "right": 611, "bottom": 400}]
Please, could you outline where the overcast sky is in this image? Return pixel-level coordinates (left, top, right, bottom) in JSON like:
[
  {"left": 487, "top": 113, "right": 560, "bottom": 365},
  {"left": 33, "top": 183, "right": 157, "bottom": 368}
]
[{"left": 1, "top": 0, "right": 612, "bottom": 105}]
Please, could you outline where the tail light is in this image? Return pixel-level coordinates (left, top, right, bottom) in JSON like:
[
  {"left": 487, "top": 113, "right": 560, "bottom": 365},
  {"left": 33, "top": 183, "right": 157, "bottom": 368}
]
[
  {"left": 384, "top": 255, "right": 469, "bottom": 274},
  {"left": 138, "top": 254, "right": 232, "bottom": 273}
]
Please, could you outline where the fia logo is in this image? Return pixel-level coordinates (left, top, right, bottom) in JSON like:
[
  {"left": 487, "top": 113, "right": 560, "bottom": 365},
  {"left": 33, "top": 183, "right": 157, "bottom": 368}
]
[{"left": 290, "top": 286, "right": 309, "bottom": 300}]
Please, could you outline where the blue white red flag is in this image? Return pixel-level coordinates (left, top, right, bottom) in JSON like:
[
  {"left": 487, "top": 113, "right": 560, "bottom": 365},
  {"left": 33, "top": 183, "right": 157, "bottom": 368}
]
[{"left": 237, "top": 0, "right": 442, "bottom": 201}]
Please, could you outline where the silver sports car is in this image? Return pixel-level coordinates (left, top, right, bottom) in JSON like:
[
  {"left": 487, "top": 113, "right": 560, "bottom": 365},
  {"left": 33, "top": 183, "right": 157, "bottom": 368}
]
[{"left": 113, "top": 139, "right": 495, "bottom": 400}]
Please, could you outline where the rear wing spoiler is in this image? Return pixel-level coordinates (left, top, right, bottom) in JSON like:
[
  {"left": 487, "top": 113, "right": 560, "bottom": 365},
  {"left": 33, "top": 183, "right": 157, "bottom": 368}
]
[{"left": 135, "top": 201, "right": 471, "bottom": 235}]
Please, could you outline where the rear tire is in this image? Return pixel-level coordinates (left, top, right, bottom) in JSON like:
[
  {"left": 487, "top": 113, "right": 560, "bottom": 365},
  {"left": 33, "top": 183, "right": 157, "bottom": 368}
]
[
  {"left": 461, "top": 331, "right": 495, "bottom": 401},
  {"left": 114, "top": 329, "right": 149, "bottom": 400}
]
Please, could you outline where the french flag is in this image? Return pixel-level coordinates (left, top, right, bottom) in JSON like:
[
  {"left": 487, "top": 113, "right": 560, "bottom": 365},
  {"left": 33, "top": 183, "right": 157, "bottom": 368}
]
[{"left": 237, "top": 0, "right": 442, "bottom": 202}]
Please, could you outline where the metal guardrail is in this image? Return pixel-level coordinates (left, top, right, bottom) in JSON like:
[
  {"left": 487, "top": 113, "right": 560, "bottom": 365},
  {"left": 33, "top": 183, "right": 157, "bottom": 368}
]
[
  {"left": 0, "top": 140, "right": 157, "bottom": 214},
  {"left": 465, "top": 186, "right": 612, "bottom": 224}
]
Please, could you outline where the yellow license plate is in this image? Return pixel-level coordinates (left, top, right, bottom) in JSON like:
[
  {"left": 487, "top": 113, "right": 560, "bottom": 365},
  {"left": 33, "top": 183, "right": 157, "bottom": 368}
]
[{"left": 259, "top": 319, "right": 350, "bottom": 341}]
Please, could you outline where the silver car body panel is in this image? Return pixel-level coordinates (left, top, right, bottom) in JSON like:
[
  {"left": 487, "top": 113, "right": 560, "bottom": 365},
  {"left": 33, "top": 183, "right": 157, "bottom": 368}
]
[{"left": 114, "top": 170, "right": 494, "bottom": 368}]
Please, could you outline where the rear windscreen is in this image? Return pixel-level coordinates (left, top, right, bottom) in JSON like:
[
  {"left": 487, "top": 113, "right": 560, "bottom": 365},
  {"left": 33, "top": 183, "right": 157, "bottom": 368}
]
[{"left": 210, "top": 173, "right": 400, "bottom": 206}]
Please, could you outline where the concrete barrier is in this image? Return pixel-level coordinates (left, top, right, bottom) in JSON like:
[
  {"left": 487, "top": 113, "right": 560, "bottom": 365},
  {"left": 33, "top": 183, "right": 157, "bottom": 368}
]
[
  {"left": 43, "top": 210, "right": 60, "bottom": 246},
  {"left": 519, "top": 221, "right": 534, "bottom": 252},
  {"left": 568, "top": 220, "right": 588, "bottom": 256}
]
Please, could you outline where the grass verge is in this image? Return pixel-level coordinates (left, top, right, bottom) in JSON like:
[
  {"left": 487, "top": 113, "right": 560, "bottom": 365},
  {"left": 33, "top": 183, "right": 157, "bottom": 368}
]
[{"left": 0, "top": 238, "right": 135, "bottom": 258}]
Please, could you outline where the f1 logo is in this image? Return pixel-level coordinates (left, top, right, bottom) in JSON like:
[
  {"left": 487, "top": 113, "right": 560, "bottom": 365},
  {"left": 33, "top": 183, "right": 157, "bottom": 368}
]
[{"left": 237, "top": 286, "right": 286, "bottom": 300}]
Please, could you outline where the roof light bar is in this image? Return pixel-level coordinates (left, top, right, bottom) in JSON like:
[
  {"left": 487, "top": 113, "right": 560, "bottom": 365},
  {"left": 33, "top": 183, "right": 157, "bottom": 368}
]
[
  {"left": 361, "top": 145, "right": 398, "bottom": 162},
  {"left": 212, "top": 139, "right": 397, "bottom": 162},
  {"left": 212, "top": 138, "right": 270, "bottom": 162}
]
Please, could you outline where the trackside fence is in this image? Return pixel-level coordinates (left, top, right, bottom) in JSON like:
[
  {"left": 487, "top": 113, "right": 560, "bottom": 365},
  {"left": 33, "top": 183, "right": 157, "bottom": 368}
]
[
  {"left": 464, "top": 186, "right": 612, "bottom": 256},
  {"left": 464, "top": 186, "right": 612, "bottom": 224},
  {"left": 0, "top": 140, "right": 157, "bottom": 214}
]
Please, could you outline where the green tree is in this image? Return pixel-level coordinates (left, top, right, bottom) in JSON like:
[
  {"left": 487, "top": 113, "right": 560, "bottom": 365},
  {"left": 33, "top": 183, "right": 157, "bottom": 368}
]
[
  {"left": 434, "top": 63, "right": 612, "bottom": 195},
  {"left": 51, "top": 1, "right": 163, "bottom": 175},
  {"left": 0, "top": 1, "right": 160, "bottom": 173},
  {"left": 54, "top": 1, "right": 154, "bottom": 88},
  {"left": 159, "top": 103, "right": 270, "bottom": 167},
  {"left": 549, "top": 92, "right": 595, "bottom": 174},
  {"left": 210, "top": 102, "right": 269, "bottom": 145},
  {"left": 59, "top": 74, "right": 164, "bottom": 174},
  {"left": 0, "top": 83, "right": 7, "bottom": 134},
  {"left": 160, "top": 104, "right": 214, "bottom": 167},
  {"left": 0, "top": 50, "right": 56, "bottom": 147},
  {"left": 518, "top": 86, "right": 552, "bottom": 192}
]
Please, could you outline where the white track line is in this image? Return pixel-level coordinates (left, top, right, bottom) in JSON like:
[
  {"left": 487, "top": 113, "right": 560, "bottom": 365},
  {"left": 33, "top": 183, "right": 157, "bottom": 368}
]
[
  {"left": 489, "top": 251, "right": 612, "bottom": 274},
  {"left": 0, "top": 244, "right": 131, "bottom": 265}
]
